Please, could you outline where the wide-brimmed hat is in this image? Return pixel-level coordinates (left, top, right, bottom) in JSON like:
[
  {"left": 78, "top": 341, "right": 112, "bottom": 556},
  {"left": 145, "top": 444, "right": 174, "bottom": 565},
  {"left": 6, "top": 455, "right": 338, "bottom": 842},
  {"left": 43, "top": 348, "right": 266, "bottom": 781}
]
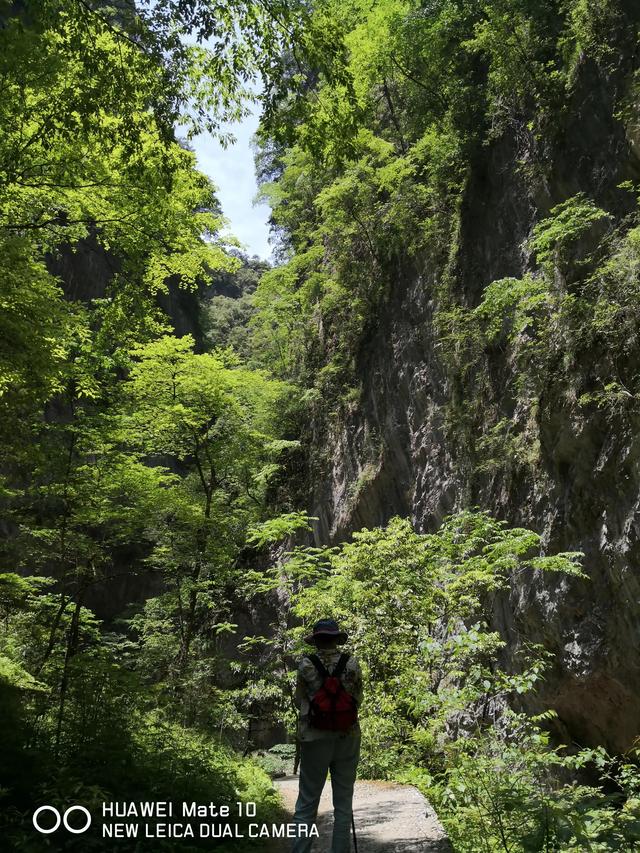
[{"left": 304, "top": 619, "right": 348, "bottom": 645}]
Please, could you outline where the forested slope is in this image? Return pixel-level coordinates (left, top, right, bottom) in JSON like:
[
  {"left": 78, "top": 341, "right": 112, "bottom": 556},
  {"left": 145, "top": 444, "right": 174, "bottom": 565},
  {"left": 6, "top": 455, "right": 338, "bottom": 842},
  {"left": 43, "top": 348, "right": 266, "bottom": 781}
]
[{"left": 0, "top": 1, "right": 308, "bottom": 848}]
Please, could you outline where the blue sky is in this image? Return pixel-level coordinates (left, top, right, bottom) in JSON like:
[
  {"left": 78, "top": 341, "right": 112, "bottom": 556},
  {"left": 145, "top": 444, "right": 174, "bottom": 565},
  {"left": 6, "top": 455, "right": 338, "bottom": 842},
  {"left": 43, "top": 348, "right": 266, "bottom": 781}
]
[{"left": 190, "top": 109, "right": 273, "bottom": 261}]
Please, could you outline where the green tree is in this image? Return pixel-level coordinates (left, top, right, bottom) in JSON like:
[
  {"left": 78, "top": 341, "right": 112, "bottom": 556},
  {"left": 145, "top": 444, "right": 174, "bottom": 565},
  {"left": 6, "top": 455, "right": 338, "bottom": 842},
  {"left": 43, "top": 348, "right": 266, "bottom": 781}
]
[
  {"left": 123, "top": 335, "right": 295, "bottom": 715},
  {"left": 279, "top": 513, "right": 583, "bottom": 776}
]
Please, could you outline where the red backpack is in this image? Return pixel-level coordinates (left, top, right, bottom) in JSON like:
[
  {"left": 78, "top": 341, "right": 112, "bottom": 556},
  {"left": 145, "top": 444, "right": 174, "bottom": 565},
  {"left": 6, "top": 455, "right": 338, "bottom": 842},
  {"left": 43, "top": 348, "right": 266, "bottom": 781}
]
[{"left": 307, "top": 653, "right": 358, "bottom": 732}]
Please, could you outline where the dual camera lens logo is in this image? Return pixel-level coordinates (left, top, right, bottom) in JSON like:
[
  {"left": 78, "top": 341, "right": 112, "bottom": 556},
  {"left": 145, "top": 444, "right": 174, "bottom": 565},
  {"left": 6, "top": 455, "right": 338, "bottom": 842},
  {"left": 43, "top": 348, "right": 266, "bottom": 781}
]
[{"left": 32, "top": 805, "right": 92, "bottom": 835}]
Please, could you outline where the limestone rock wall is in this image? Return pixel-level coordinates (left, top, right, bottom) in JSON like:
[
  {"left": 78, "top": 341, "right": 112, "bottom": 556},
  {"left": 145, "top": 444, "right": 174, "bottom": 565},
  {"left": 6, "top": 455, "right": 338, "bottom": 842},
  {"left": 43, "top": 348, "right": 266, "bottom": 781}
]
[{"left": 308, "top": 53, "right": 640, "bottom": 754}]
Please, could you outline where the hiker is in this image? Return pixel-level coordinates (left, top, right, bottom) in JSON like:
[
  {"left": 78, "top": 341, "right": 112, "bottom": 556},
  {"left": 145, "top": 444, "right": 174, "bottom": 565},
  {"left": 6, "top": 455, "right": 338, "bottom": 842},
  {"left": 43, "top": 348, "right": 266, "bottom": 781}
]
[{"left": 291, "top": 618, "right": 363, "bottom": 853}]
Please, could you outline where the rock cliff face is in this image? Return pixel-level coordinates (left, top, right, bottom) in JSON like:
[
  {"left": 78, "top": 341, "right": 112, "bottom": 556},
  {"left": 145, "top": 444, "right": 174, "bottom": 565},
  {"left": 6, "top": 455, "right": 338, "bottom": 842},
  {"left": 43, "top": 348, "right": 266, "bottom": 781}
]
[
  {"left": 308, "top": 54, "right": 640, "bottom": 754},
  {"left": 49, "top": 237, "right": 205, "bottom": 343}
]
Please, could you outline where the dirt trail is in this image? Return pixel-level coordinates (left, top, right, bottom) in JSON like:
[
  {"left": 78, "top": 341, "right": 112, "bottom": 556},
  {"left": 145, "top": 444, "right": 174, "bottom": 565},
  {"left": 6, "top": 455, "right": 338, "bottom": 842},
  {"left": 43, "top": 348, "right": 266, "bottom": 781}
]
[{"left": 274, "top": 776, "right": 452, "bottom": 852}]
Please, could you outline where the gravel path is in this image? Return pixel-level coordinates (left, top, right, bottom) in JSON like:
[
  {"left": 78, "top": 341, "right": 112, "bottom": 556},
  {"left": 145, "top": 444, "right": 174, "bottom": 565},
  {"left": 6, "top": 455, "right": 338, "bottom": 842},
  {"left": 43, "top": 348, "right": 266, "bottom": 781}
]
[{"left": 274, "top": 776, "right": 452, "bottom": 852}]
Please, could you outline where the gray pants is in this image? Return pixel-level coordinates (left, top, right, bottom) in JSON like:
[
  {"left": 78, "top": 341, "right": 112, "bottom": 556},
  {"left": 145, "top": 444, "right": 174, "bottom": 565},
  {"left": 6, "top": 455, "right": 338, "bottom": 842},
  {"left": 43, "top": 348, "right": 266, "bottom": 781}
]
[{"left": 291, "top": 734, "right": 361, "bottom": 853}]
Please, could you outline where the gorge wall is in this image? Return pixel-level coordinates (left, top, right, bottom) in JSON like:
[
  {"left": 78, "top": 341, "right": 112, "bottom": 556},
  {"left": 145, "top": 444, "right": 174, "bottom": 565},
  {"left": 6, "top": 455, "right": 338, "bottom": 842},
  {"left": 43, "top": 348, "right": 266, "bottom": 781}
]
[{"left": 307, "top": 50, "right": 640, "bottom": 755}]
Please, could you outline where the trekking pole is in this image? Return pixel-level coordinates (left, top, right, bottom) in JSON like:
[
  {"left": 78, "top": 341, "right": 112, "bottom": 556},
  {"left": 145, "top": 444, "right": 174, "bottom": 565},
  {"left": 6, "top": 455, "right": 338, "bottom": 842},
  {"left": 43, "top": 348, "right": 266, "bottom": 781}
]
[
  {"left": 351, "top": 814, "right": 358, "bottom": 853},
  {"left": 293, "top": 736, "right": 300, "bottom": 775}
]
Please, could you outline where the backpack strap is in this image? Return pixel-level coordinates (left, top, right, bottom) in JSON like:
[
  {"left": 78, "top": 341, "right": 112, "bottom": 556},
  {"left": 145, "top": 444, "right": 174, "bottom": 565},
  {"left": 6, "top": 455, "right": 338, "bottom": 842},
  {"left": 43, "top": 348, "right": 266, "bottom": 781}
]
[
  {"left": 306, "top": 654, "right": 329, "bottom": 678},
  {"left": 332, "top": 652, "right": 350, "bottom": 678},
  {"left": 306, "top": 653, "right": 350, "bottom": 679}
]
